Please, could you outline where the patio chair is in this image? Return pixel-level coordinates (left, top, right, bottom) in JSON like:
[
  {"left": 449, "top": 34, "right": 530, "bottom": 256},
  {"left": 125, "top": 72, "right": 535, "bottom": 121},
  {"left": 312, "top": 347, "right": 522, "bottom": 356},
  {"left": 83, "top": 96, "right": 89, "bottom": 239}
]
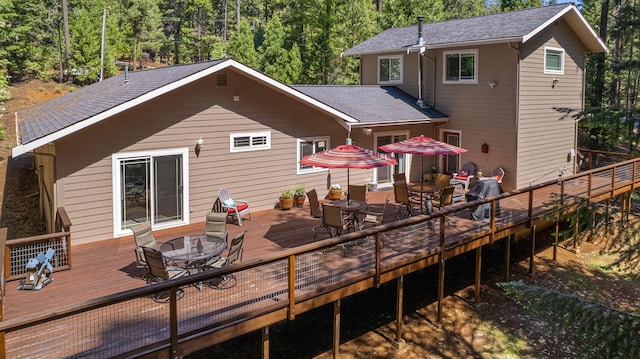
[
  {"left": 362, "top": 195, "right": 390, "bottom": 228},
  {"left": 142, "top": 246, "right": 189, "bottom": 302},
  {"left": 492, "top": 167, "right": 505, "bottom": 183},
  {"left": 434, "top": 173, "right": 453, "bottom": 191},
  {"left": 393, "top": 173, "right": 420, "bottom": 201},
  {"left": 348, "top": 184, "right": 367, "bottom": 202},
  {"left": 18, "top": 248, "right": 55, "bottom": 290},
  {"left": 204, "top": 211, "right": 228, "bottom": 244},
  {"left": 429, "top": 186, "right": 455, "bottom": 212},
  {"left": 218, "top": 188, "right": 252, "bottom": 226},
  {"left": 307, "top": 189, "right": 323, "bottom": 219},
  {"left": 314, "top": 203, "right": 348, "bottom": 240},
  {"left": 205, "top": 231, "right": 246, "bottom": 289},
  {"left": 393, "top": 183, "right": 418, "bottom": 219},
  {"left": 451, "top": 162, "right": 476, "bottom": 191},
  {"left": 131, "top": 221, "right": 158, "bottom": 269}
]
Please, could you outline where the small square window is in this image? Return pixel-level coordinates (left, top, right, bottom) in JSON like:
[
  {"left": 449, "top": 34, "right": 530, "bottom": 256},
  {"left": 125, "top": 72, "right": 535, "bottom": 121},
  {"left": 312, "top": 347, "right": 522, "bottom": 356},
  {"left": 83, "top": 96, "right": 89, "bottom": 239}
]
[
  {"left": 544, "top": 47, "right": 564, "bottom": 75},
  {"left": 378, "top": 56, "right": 403, "bottom": 84},
  {"left": 443, "top": 50, "right": 477, "bottom": 83},
  {"left": 298, "top": 137, "right": 329, "bottom": 173}
]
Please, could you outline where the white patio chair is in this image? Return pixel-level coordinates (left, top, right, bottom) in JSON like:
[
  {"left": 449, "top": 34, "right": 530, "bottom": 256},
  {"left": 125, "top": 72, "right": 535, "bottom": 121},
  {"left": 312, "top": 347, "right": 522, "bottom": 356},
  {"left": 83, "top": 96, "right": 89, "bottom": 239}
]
[{"left": 218, "top": 188, "right": 251, "bottom": 226}]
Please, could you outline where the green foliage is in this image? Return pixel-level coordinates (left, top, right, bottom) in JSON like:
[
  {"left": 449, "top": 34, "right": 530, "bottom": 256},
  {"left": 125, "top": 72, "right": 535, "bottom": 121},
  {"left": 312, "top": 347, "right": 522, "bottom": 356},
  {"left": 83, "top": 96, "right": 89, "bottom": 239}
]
[
  {"left": 280, "top": 188, "right": 293, "bottom": 199},
  {"left": 259, "top": 15, "right": 292, "bottom": 82},
  {"left": 499, "top": 281, "right": 640, "bottom": 359},
  {"left": 226, "top": 20, "right": 260, "bottom": 68},
  {"left": 294, "top": 184, "right": 305, "bottom": 196},
  {"left": 0, "top": 125, "right": 4, "bottom": 141}
]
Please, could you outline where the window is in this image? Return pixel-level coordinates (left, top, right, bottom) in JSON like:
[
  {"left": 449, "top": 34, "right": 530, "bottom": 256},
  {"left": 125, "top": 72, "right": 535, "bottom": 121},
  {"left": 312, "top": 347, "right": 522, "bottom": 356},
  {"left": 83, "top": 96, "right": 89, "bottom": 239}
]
[
  {"left": 112, "top": 148, "right": 189, "bottom": 236},
  {"left": 544, "top": 47, "right": 564, "bottom": 74},
  {"left": 378, "top": 56, "right": 403, "bottom": 84},
  {"left": 297, "top": 137, "right": 329, "bottom": 173},
  {"left": 443, "top": 50, "right": 477, "bottom": 83},
  {"left": 230, "top": 131, "right": 271, "bottom": 152},
  {"left": 442, "top": 131, "right": 462, "bottom": 173}
]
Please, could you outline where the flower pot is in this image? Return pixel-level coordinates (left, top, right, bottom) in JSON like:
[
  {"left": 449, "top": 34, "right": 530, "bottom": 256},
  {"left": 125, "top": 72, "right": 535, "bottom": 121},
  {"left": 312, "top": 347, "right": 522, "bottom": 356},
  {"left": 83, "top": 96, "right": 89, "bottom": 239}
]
[
  {"left": 294, "top": 194, "right": 306, "bottom": 207},
  {"left": 328, "top": 189, "right": 343, "bottom": 200},
  {"left": 279, "top": 197, "right": 294, "bottom": 210}
]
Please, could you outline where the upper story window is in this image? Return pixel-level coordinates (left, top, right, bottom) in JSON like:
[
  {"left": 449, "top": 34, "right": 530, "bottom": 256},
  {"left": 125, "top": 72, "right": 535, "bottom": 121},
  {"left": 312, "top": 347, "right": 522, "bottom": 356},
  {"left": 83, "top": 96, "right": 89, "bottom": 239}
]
[
  {"left": 230, "top": 131, "right": 271, "bottom": 152},
  {"left": 297, "top": 137, "right": 329, "bottom": 174},
  {"left": 443, "top": 49, "right": 477, "bottom": 83},
  {"left": 378, "top": 55, "right": 403, "bottom": 84},
  {"left": 544, "top": 46, "right": 564, "bottom": 75}
]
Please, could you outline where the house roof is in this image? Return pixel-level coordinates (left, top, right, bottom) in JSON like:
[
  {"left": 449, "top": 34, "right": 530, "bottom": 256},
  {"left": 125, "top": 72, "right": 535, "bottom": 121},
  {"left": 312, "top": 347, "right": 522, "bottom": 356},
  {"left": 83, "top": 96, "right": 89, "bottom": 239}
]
[
  {"left": 342, "top": 4, "right": 608, "bottom": 56},
  {"left": 292, "top": 85, "right": 447, "bottom": 127},
  {"left": 13, "top": 59, "right": 366, "bottom": 157}
]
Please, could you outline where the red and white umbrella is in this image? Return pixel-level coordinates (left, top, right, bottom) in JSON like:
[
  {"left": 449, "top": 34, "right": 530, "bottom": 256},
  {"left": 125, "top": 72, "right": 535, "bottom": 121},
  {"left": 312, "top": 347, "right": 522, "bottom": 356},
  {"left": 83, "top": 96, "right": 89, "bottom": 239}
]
[
  {"left": 300, "top": 144, "right": 397, "bottom": 201},
  {"left": 379, "top": 135, "right": 467, "bottom": 185}
]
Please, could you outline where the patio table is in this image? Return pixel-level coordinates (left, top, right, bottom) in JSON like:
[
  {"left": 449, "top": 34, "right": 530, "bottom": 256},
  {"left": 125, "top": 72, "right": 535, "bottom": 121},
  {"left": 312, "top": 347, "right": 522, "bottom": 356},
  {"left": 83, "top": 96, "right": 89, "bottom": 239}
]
[
  {"left": 160, "top": 235, "right": 227, "bottom": 272},
  {"left": 330, "top": 199, "right": 367, "bottom": 232},
  {"left": 409, "top": 183, "right": 436, "bottom": 214}
]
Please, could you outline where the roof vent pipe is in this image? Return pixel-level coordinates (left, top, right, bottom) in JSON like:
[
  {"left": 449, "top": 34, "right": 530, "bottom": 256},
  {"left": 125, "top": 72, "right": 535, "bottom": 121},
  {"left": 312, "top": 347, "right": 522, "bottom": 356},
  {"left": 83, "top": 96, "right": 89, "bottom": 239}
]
[
  {"left": 417, "top": 16, "right": 425, "bottom": 46},
  {"left": 124, "top": 64, "right": 129, "bottom": 84}
]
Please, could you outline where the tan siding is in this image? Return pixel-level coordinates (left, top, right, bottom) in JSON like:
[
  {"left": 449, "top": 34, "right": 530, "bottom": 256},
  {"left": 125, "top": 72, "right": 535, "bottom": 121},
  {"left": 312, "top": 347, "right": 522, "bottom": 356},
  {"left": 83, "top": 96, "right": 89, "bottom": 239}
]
[
  {"left": 517, "top": 19, "right": 585, "bottom": 187},
  {"left": 56, "top": 69, "right": 367, "bottom": 244},
  {"left": 428, "top": 44, "right": 519, "bottom": 190},
  {"left": 360, "top": 53, "right": 419, "bottom": 97}
]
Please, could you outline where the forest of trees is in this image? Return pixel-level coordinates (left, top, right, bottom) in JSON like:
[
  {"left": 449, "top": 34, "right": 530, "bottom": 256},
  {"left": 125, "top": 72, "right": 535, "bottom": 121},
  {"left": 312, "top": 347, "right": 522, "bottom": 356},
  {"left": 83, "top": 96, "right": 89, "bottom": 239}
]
[{"left": 0, "top": 0, "right": 639, "bottom": 151}]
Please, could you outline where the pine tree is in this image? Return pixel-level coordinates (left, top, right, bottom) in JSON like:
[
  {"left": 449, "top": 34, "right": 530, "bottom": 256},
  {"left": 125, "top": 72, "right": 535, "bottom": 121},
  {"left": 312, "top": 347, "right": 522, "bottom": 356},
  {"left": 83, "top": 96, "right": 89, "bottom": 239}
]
[
  {"left": 226, "top": 20, "right": 260, "bottom": 68},
  {"left": 259, "top": 15, "right": 290, "bottom": 82},
  {"left": 500, "top": 281, "right": 640, "bottom": 358}
]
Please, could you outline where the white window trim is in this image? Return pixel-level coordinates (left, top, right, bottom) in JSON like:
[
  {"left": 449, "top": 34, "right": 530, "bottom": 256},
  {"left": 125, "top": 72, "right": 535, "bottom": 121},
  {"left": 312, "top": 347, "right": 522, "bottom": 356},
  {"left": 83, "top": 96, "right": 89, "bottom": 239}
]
[
  {"left": 544, "top": 46, "right": 565, "bottom": 75},
  {"left": 442, "top": 49, "right": 478, "bottom": 84},
  {"left": 297, "top": 136, "right": 330, "bottom": 175},
  {"left": 230, "top": 131, "right": 271, "bottom": 152},
  {"left": 377, "top": 55, "right": 403, "bottom": 84},
  {"left": 111, "top": 147, "right": 190, "bottom": 237}
]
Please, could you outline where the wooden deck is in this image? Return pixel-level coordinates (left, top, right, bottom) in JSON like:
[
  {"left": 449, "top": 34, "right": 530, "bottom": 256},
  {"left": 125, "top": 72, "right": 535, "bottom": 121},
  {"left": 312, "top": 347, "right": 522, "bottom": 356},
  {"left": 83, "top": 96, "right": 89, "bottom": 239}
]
[
  {"left": 2, "top": 157, "right": 639, "bottom": 358},
  {"left": 2, "top": 188, "right": 406, "bottom": 320}
]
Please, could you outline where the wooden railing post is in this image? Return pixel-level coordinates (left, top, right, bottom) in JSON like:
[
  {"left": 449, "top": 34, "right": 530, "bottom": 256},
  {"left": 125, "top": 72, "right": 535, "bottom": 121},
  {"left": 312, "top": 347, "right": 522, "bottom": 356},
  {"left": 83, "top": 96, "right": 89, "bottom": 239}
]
[{"left": 287, "top": 255, "right": 296, "bottom": 320}]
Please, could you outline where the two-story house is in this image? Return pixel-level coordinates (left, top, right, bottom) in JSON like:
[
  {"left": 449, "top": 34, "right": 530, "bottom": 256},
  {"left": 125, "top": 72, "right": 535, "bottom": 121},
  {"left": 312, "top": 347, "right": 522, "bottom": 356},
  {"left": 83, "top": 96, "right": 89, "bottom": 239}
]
[
  {"left": 11, "top": 4, "right": 606, "bottom": 245},
  {"left": 341, "top": 3, "right": 607, "bottom": 190}
]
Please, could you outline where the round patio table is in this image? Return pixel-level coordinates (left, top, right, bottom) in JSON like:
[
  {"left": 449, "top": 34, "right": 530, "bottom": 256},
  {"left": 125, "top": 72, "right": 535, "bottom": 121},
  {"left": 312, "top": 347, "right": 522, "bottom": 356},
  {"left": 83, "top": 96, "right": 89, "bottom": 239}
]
[
  {"left": 160, "top": 234, "right": 227, "bottom": 272},
  {"left": 409, "top": 184, "right": 437, "bottom": 214},
  {"left": 330, "top": 199, "right": 368, "bottom": 232}
]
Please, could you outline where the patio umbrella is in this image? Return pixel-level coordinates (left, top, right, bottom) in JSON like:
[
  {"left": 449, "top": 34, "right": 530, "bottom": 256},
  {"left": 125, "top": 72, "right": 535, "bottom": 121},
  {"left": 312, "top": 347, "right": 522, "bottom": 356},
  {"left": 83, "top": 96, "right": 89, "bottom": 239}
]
[
  {"left": 378, "top": 135, "right": 467, "bottom": 187},
  {"left": 299, "top": 144, "right": 397, "bottom": 202}
]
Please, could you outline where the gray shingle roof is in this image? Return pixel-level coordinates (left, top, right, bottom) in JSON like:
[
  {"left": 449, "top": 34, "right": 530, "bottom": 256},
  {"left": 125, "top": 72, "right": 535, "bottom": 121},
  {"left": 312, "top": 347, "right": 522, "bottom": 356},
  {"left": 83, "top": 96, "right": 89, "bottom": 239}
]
[
  {"left": 343, "top": 4, "right": 575, "bottom": 55},
  {"left": 292, "top": 85, "right": 447, "bottom": 124},
  {"left": 17, "top": 60, "right": 226, "bottom": 145}
]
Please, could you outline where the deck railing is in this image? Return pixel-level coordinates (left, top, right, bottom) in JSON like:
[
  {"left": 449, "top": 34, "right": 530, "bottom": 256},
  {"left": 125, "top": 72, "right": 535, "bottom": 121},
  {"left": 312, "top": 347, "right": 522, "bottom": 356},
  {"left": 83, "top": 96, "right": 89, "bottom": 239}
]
[
  {"left": 0, "top": 156, "right": 639, "bottom": 358},
  {"left": 3, "top": 208, "right": 72, "bottom": 281}
]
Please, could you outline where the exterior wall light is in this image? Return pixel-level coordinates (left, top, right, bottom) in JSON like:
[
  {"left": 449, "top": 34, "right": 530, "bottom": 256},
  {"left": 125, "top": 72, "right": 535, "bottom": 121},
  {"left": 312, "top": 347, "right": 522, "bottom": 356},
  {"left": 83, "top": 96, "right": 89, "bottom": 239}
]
[
  {"left": 195, "top": 137, "right": 204, "bottom": 157},
  {"left": 488, "top": 81, "right": 497, "bottom": 88},
  {"left": 481, "top": 142, "right": 489, "bottom": 153}
]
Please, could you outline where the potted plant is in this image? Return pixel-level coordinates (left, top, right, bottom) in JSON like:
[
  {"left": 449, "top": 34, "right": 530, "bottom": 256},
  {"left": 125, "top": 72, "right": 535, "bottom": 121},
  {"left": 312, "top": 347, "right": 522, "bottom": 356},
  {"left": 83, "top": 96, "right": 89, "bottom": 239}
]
[
  {"left": 279, "top": 188, "right": 294, "bottom": 210},
  {"left": 328, "top": 184, "right": 343, "bottom": 200},
  {"left": 293, "top": 184, "right": 306, "bottom": 207}
]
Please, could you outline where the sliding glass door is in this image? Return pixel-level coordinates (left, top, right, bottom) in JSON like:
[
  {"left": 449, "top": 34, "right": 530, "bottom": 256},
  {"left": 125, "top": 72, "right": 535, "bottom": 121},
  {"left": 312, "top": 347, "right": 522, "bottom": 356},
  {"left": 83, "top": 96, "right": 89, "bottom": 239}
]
[{"left": 114, "top": 148, "right": 188, "bottom": 235}]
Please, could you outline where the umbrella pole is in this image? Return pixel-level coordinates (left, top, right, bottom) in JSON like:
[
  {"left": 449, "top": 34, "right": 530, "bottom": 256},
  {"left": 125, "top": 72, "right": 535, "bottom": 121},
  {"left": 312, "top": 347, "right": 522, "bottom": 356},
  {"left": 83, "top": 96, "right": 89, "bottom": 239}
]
[{"left": 347, "top": 169, "right": 350, "bottom": 204}]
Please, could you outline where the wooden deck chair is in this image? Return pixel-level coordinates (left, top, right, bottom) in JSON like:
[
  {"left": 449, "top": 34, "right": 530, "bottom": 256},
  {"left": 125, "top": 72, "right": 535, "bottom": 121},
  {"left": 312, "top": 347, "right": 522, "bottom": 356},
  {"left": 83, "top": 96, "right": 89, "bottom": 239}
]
[
  {"left": 142, "top": 246, "right": 189, "bottom": 302},
  {"left": 218, "top": 188, "right": 252, "bottom": 226},
  {"left": 131, "top": 221, "right": 157, "bottom": 269}
]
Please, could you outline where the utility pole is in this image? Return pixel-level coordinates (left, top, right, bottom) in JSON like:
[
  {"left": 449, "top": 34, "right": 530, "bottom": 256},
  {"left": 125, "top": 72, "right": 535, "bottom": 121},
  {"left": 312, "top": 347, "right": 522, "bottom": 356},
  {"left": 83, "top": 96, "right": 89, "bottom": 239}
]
[
  {"left": 100, "top": 1, "right": 107, "bottom": 81},
  {"left": 62, "top": 0, "right": 71, "bottom": 63}
]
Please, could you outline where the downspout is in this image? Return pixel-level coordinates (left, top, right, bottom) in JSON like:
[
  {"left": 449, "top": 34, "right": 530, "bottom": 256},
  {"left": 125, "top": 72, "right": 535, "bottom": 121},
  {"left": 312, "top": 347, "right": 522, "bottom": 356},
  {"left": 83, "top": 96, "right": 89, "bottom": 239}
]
[{"left": 508, "top": 42, "right": 521, "bottom": 188}]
